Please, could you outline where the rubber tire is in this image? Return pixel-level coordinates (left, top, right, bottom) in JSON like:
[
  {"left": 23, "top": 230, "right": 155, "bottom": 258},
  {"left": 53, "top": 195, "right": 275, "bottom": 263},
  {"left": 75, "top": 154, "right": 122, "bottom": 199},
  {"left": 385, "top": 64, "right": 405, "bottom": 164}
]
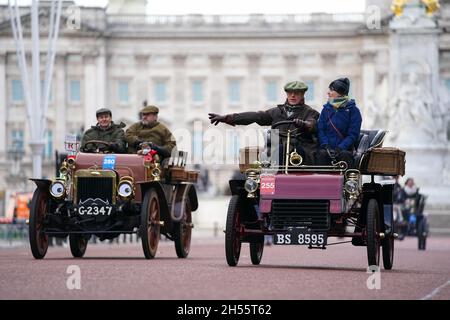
[
  {"left": 382, "top": 234, "right": 394, "bottom": 270},
  {"left": 366, "top": 198, "right": 380, "bottom": 267},
  {"left": 174, "top": 199, "right": 192, "bottom": 258},
  {"left": 29, "top": 188, "right": 49, "bottom": 259},
  {"left": 225, "top": 195, "right": 242, "bottom": 267},
  {"left": 250, "top": 241, "right": 264, "bottom": 265},
  {"left": 69, "top": 234, "right": 88, "bottom": 258},
  {"left": 141, "top": 189, "right": 161, "bottom": 259},
  {"left": 417, "top": 219, "right": 427, "bottom": 251}
]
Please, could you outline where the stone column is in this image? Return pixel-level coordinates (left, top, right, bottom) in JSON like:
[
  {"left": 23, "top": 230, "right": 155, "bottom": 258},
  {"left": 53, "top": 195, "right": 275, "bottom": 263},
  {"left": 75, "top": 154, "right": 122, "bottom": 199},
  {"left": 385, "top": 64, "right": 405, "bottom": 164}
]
[
  {"left": 135, "top": 54, "right": 150, "bottom": 105},
  {"left": 171, "top": 54, "right": 187, "bottom": 125},
  {"left": 246, "top": 53, "right": 261, "bottom": 110},
  {"left": 0, "top": 52, "right": 6, "bottom": 159},
  {"left": 360, "top": 50, "right": 377, "bottom": 105},
  {"left": 320, "top": 52, "right": 337, "bottom": 96},
  {"left": 83, "top": 53, "right": 97, "bottom": 131},
  {"left": 283, "top": 53, "right": 298, "bottom": 84},
  {"left": 96, "top": 50, "right": 106, "bottom": 109},
  {"left": 54, "top": 54, "right": 67, "bottom": 152},
  {"left": 208, "top": 54, "right": 224, "bottom": 114}
]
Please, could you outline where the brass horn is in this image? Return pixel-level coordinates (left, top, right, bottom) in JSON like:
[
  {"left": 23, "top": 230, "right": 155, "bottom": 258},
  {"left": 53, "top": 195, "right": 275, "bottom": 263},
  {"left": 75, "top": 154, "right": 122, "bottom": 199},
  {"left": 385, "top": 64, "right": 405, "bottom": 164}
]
[
  {"left": 59, "top": 161, "right": 69, "bottom": 175},
  {"left": 289, "top": 149, "right": 303, "bottom": 166}
]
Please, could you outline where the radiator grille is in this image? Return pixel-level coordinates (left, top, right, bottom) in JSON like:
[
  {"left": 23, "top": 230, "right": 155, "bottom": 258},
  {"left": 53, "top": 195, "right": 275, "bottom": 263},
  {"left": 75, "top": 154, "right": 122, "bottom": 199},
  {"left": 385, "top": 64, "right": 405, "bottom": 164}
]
[
  {"left": 270, "top": 200, "right": 330, "bottom": 230},
  {"left": 76, "top": 177, "right": 114, "bottom": 204}
]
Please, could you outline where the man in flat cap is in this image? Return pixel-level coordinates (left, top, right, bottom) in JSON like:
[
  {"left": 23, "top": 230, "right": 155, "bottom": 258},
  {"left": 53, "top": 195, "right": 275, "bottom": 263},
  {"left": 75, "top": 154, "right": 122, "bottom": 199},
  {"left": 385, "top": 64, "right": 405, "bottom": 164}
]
[
  {"left": 125, "top": 105, "right": 176, "bottom": 157},
  {"left": 208, "top": 81, "right": 319, "bottom": 164},
  {"left": 80, "top": 108, "right": 127, "bottom": 153}
]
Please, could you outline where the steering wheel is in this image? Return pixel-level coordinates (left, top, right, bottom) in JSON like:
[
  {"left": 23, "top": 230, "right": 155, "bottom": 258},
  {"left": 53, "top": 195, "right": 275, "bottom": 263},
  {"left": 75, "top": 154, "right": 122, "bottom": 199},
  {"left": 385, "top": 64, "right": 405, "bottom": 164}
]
[
  {"left": 83, "top": 140, "right": 111, "bottom": 153},
  {"left": 271, "top": 120, "right": 302, "bottom": 138}
]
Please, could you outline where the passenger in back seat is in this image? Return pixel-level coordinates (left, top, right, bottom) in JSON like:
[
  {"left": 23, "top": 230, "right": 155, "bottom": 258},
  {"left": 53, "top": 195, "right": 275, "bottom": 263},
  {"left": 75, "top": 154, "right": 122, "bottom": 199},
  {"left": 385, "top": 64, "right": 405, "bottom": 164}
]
[{"left": 316, "top": 78, "right": 362, "bottom": 169}]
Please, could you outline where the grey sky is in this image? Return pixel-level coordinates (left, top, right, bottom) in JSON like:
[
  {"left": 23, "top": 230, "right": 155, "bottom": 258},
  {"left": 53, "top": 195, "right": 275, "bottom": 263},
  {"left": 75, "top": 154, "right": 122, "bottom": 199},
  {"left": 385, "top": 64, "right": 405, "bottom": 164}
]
[{"left": 1, "top": 0, "right": 367, "bottom": 14}]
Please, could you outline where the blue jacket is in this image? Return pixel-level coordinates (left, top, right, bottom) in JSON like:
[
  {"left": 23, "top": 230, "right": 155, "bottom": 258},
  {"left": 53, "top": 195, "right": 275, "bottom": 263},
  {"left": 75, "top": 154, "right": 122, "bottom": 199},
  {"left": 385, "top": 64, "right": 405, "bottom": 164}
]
[{"left": 317, "top": 99, "right": 362, "bottom": 150}]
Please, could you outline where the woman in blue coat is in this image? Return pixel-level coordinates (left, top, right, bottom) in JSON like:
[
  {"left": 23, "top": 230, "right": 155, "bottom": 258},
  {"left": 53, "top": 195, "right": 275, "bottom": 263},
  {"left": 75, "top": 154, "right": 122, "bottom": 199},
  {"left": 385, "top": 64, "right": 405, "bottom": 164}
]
[{"left": 316, "top": 78, "right": 362, "bottom": 169}]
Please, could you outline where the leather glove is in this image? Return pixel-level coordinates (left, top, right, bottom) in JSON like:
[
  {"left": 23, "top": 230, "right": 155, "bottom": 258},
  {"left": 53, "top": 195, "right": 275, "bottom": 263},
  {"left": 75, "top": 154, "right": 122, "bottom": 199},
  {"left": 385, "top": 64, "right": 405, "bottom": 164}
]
[
  {"left": 109, "top": 142, "right": 120, "bottom": 152},
  {"left": 326, "top": 148, "right": 338, "bottom": 160},
  {"left": 208, "top": 113, "right": 227, "bottom": 126},
  {"left": 293, "top": 119, "right": 313, "bottom": 131},
  {"left": 134, "top": 139, "right": 144, "bottom": 149}
]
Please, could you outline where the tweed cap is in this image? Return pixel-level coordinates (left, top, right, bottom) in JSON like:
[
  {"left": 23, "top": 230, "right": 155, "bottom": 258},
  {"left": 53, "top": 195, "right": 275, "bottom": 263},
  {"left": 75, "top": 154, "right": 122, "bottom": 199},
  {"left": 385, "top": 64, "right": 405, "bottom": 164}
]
[
  {"left": 96, "top": 108, "right": 112, "bottom": 117},
  {"left": 284, "top": 81, "right": 308, "bottom": 92},
  {"left": 140, "top": 105, "right": 159, "bottom": 114}
]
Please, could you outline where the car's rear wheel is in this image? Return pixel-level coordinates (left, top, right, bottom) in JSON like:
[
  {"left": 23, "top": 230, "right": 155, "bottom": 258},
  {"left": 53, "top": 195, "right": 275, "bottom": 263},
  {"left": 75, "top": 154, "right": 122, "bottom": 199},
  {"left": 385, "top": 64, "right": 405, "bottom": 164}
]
[
  {"left": 173, "top": 198, "right": 192, "bottom": 258},
  {"left": 366, "top": 198, "right": 380, "bottom": 267},
  {"left": 225, "top": 195, "right": 242, "bottom": 267},
  {"left": 382, "top": 233, "right": 394, "bottom": 270},
  {"left": 417, "top": 218, "right": 427, "bottom": 251},
  {"left": 141, "top": 189, "right": 161, "bottom": 259},
  {"left": 250, "top": 240, "right": 264, "bottom": 265},
  {"left": 69, "top": 234, "right": 88, "bottom": 258},
  {"left": 29, "top": 188, "right": 49, "bottom": 259}
]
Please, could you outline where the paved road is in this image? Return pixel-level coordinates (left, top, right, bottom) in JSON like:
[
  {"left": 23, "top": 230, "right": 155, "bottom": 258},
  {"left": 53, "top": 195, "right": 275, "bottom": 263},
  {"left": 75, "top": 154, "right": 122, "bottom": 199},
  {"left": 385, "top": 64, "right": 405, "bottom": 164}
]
[{"left": 1, "top": 236, "right": 449, "bottom": 300}]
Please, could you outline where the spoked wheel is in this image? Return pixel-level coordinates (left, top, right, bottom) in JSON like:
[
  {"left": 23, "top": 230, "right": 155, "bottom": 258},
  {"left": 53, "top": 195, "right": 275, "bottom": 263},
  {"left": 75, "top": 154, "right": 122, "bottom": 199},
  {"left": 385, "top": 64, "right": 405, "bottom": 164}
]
[
  {"left": 29, "top": 188, "right": 49, "bottom": 259},
  {"left": 141, "top": 189, "right": 161, "bottom": 259},
  {"left": 366, "top": 198, "right": 381, "bottom": 267},
  {"left": 174, "top": 199, "right": 192, "bottom": 258},
  {"left": 250, "top": 239, "right": 264, "bottom": 265},
  {"left": 225, "top": 195, "right": 242, "bottom": 267},
  {"left": 417, "top": 218, "right": 427, "bottom": 251},
  {"left": 69, "top": 234, "right": 88, "bottom": 258},
  {"left": 382, "top": 233, "right": 394, "bottom": 270}
]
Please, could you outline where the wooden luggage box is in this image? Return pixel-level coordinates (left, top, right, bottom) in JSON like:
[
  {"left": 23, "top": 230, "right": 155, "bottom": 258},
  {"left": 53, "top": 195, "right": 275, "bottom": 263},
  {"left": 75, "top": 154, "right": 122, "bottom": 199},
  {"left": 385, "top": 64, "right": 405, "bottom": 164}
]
[
  {"left": 167, "top": 167, "right": 199, "bottom": 183},
  {"left": 361, "top": 147, "right": 406, "bottom": 176}
]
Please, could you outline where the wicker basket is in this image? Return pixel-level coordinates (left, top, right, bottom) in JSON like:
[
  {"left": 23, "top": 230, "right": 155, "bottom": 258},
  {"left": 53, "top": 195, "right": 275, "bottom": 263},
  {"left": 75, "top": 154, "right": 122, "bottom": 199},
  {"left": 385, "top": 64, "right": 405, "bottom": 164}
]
[
  {"left": 362, "top": 147, "right": 406, "bottom": 176},
  {"left": 239, "top": 147, "right": 261, "bottom": 173}
]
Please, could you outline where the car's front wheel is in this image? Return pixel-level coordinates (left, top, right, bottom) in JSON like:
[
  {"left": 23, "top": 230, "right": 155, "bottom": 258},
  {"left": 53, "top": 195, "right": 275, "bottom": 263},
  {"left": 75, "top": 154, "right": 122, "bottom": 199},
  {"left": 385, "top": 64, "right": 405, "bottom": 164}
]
[
  {"left": 69, "top": 234, "right": 88, "bottom": 258},
  {"left": 366, "top": 198, "right": 381, "bottom": 268},
  {"left": 29, "top": 188, "right": 49, "bottom": 259},
  {"left": 140, "top": 189, "right": 161, "bottom": 259},
  {"left": 250, "top": 240, "right": 264, "bottom": 265},
  {"left": 173, "top": 198, "right": 192, "bottom": 258},
  {"left": 225, "top": 195, "right": 242, "bottom": 267}
]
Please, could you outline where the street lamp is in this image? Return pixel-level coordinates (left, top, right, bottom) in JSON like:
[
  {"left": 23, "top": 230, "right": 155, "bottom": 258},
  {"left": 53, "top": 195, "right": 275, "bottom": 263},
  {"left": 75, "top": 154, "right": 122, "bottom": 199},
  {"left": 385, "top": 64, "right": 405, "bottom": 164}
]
[{"left": 6, "top": 138, "right": 26, "bottom": 191}]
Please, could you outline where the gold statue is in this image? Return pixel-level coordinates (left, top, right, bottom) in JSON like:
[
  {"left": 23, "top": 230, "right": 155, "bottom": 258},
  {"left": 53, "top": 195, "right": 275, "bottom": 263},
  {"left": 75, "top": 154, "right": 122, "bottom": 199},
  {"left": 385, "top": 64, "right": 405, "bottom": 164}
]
[
  {"left": 391, "top": 0, "right": 440, "bottom": 16},
  {"left": 391, "top": 0, "right": 409, "bottom": 16},
  {"left": 422, "top": 0, "right": 440, "bottom": 15}
]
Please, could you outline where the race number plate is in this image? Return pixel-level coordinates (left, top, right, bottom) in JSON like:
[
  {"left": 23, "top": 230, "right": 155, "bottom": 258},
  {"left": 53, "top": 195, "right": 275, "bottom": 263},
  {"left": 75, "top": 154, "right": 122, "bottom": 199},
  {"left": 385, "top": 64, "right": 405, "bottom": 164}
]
[
  {"left": 274, "top": 230, "right": 327, "bottom": 246},
  {"left": 260, "top": 175, "right": 275, "bottom": 195},
  {"left": 77, "top": 205, "right": 113, "bottom": 216}
]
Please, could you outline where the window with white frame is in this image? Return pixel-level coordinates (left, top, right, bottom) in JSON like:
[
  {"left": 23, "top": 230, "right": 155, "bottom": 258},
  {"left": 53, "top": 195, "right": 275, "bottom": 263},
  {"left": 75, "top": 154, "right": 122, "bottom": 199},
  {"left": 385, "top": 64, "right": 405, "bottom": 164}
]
[
  {"left": 192, "top": 130, "right": 203, "bottom": 162},
  {"left": 266, "top": 79, "right": 278, "bottom": 103},
  {"left": 445, "top": 79, "right": 450, "bottom": 92},
  {"left": 11, "top": 129, "right": 24, "bottom": 151},
  {"left": 118, "top": 80, "right": 130, "bottom": 103},
  {"left": 228, "top": 79, "right": 241, "bottom": 104},
  {"left": 41, "top": 80, "right": 52, "bottom": 102},
  {"left": 192, "top": 79, "right": 204, "bottom": 104},
  {"left": 69, "top": 80, "right": 81, "bottom": 103},
  {"left": 12, "top": 79, "right": 24, "bottom": 102},
  {"left": 227, "top": 130, "right": 240, "bottom": 160},
  {"left": 154, "top": 80, "right": 167, "bottom": 103}
]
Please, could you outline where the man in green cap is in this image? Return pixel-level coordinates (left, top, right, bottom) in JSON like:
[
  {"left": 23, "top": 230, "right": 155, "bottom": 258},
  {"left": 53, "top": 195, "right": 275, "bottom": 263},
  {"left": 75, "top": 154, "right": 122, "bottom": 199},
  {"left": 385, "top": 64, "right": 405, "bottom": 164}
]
[
  {"left": 80, "top": 108, "right": 127, "bottom": 153},
  {"left": 208, "top": 81, "right": 319, "bottom": 164},
  {"left": 125, "top": 104, "right": 176, "bottom": 157}
]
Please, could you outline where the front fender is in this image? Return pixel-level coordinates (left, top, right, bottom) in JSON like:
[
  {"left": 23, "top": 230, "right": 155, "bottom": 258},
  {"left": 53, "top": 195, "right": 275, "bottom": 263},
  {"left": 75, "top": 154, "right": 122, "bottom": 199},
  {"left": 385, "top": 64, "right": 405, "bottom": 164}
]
[
  {"left": 171, "top": 184, "right": 198, "bottom": 222},
  {"left": 30, "top": 179, "right": 52, "bottom": 194}
]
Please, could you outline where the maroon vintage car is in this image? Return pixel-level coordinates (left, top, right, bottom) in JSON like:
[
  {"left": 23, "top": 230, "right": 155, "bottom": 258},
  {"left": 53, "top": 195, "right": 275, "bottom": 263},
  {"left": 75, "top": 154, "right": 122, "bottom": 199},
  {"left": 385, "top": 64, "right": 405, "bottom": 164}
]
[
  {"left": 225, "top": 121, "right": 404, "bottom": 269},
  {"left": 29, "top": 140, "right": 198, "bottom": 259}
]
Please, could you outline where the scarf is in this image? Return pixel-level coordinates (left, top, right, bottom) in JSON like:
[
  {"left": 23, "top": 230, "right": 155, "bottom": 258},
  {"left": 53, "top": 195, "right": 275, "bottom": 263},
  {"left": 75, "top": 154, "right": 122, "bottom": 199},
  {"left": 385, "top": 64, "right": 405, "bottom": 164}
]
[{"left": 329, "top": 96, "right": 349, "bottom": 110}]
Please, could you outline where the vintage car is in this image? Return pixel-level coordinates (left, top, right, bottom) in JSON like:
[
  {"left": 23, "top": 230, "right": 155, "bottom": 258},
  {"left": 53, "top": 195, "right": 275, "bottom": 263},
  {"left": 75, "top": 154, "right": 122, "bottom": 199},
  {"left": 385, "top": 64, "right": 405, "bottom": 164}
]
[
  {"left": 225, "top": 120, "right": 405, "bottom": 269},
  {"left": 29, "top": 139, "right": 199, "bottom": 259}
]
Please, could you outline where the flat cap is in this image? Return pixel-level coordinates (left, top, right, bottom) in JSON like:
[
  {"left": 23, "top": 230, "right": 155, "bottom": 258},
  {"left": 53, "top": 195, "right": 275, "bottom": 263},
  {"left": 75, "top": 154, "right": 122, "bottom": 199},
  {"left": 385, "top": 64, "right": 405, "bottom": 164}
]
[
  {"left": 284, "top": 81, "right": 308, "bottom": 92},
  {"left": 141, "top": 105, "right": 159, "bottom": 114},
  {"left": 96, "top": 107, "right": 112, "bottom": 117}
]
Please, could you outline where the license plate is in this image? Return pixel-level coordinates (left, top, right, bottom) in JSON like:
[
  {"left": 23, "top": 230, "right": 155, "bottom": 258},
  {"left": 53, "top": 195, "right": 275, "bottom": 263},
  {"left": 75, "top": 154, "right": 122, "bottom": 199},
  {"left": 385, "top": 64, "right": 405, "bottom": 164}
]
[
  {"left": 77, "top": 205, "right": 113, "bottom": 216},
  {"left": 260, "top": 175, "right": 275, "bottom": 195},
  {"left": 274, "top": 230, "right": 327, "bottom": 246}
]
